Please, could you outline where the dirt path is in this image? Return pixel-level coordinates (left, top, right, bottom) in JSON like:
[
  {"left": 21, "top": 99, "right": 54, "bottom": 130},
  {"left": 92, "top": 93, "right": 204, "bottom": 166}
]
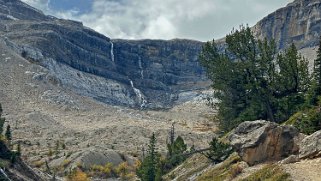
[{"left": 283, "top": 158, "right": 321, "bottom": 181}]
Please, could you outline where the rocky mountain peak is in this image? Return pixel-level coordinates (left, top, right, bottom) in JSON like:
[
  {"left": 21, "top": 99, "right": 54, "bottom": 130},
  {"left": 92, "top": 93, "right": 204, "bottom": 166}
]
[
  {"left": 0, "top": 0, "right": 50, "bottom": 21},
  {"left": 253, "top": 0, "right": 321, "bottom": 50}
]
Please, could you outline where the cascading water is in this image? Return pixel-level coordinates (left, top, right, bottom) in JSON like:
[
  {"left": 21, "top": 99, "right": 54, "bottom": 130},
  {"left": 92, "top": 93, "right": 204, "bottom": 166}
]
[
  {"left": 138, "top": 57, "right": 143, "bottom": 79},
  {"left": 130, "top": 80, "right": 147, "bottom": 108},
  {"left": 110, "top": 41, "right": 115, "bottom": 62}
]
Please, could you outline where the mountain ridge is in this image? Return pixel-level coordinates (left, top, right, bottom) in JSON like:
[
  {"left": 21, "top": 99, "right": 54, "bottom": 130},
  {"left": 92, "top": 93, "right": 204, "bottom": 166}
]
[
  {"left": 1, "top": 0, "right": 321, "bottom": 109},
  {"left": 0, "top": 0, "right": 208, "bottom": 109}
]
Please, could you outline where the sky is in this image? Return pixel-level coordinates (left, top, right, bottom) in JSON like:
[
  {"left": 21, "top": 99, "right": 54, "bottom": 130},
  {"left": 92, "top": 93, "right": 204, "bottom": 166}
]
[{"left": 21, "top": 0, "right": 292, "bottom": 41}]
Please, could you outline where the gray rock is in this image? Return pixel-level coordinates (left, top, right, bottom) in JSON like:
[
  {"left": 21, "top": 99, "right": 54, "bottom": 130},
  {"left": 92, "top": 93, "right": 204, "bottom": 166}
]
[
  {"left": 41, "top": 90, "right": 79, "bottom": 110},
  {"left": 279, "top": 155, "right": 300, "bottom": 164},
  {"left": 299, "top": 130, "right": 321, "bottom": 159},
  {"left": 74, "top": 150, "right": 124, "bottom": 169},
  {"left": 253, "top": 0, "right": 321, "bottom": 50},
  {"left": 50, "top": 147, "right": 128, "bottom": 171},
  {"left": 228, "top": 120, "right": 300, "bottom": 165}
]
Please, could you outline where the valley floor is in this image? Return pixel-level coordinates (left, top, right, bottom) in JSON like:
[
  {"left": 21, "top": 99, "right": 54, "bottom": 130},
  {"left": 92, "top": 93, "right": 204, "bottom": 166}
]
[{"left": 0, "top": 40, "right": 216, "bottom": 176}]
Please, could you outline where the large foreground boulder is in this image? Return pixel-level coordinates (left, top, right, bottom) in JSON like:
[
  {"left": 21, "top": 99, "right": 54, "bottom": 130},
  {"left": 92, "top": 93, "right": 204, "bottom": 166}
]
[
  {"left": 299, "top": 130, "right": 321, "bottom": 159},
  {"left": 228, "top": 120, "right": 301, "bottom": 165}
]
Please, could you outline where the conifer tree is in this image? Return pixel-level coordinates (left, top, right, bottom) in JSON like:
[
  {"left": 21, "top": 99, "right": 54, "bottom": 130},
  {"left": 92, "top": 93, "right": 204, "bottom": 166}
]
[
  {"left": 200, "top": 26, "right": 310, "bottom": 131},
  {"left": 17, "top": 143, "right": 21, "bottom": 156},
  {"left": 0, "top": 103, "right": 5, "bottom": 135},
  {"left": 314, "top": 37, "right": 321, "bottom": 92},
  {"left": 309, "top": 36, "right": 321, "bottom": 105},
  {"left": 166, "top": 136, "right": 187, "bottom": 168},
  {"left": 205, "top": 137, "right": 233, "bottom": 163},
  {"left": 5, "top": 125, "right": 12, "bottom": 142},
  {"left": 137, "top": 133, "right": 160, "bottom": 181}
]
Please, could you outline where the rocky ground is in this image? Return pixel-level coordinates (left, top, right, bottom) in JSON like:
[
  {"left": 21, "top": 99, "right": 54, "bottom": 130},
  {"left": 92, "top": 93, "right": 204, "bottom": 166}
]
[
  {"left": 284, "top": 158, "right": 321, "bottom": 181},
  {"left": 0, "top": 39, "right": 215, "bottom": 176},
  {"left": 165, "top": 121, "right": 321, "bottom": 181}
]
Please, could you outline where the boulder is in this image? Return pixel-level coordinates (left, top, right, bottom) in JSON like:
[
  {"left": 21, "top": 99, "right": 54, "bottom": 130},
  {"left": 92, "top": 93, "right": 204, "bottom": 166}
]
[
  {"left": 228, "top": 120, "right": 300, "bottom": 165},
  {"left": 279, "top": 155, "right": 300, "bottom": 164},
  {"left": 49, "top": 147, "right": 128, "bottom": 171},
  {"left": 299, "top": 130, "right": 321, "bottom": 159}
]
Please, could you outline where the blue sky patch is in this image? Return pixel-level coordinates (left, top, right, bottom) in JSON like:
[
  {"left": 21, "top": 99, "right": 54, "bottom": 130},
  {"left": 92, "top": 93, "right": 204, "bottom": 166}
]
[{"left": 49, "top": 0, "right": 92, "bottom": 14}]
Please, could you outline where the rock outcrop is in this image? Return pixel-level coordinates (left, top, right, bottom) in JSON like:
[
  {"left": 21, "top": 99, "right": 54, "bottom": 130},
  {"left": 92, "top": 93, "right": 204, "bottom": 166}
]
[
  {"left": 299, "top": 130, "right": 321, "bottom": 159},
  {"left": 228, "top": 120, "right": 301, "bottom": 165},
  {"left": 253, "top": 0, "right": 321, "bottom": 50},
  {"left": 49, "top": 147, "right": 133, "bottom": 171}
]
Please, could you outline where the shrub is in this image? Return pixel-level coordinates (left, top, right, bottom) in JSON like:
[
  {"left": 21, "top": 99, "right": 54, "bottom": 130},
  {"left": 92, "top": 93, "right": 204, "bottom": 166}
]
[
  {"left": 65, "top": 151, "right": 72, "bottom": 158},
  {"left": 241, "top": 164, "right": 290, "bottom": 181},
  {"left": 90, "top": 163, "right": 113, "bottom": 177},
  {"left": 67, "top": 169, "right": 89, "bottom": 181},
  {"left": 204, "top": 137, "right": 233, "bottom": 163},
  {"left": 0, "top": 159, "right": 9, "bottom": 168},
  {"left": 48, "top": 148, "right": 53, "bottom": 157},
  {"left": 230, "top": 163, "right": 244, "bottom": 179},
  {"left": 115, "top": 162, "right": 130, "bottom": 177},
  {"left": 62, "top": 159, "right": 71, "bottom": 168},
  {"left": 285, "top": 108, "right": 321, "bottom": 135},
  {"left": 33, "top": 160, "right": 45, "bottom": 168}
]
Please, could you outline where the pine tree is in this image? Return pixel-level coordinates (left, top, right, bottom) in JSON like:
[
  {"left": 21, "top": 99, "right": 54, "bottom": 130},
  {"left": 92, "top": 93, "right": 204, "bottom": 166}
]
[
  {"left": 17, "top": 143, "right": 21, "bottom": 156},
  {"left": 309, "top": 36, "right": 321, "bottom": 105},
  {"left": 205, "top": 137, "right": 233, "bottom": 163},
  {"left": 5, "top": 125, "right": 12, "bottom": 142},
  {"left": 166, "top": 136, "right": 187, "bottom": 168},
  {"left": 167, "top": 123, "right": 175, "bottom": 157},
  {"left": 314, "top": 37, "right": 321, "bottom": 92},
  {"left": 0, "top": 103, "right": 5, "bottom": 135},
  {"left": 137, "top": 133, "right": 160, "bottom": 181},
  {"left": 200, "top": 26, "right": 310, "bottom": 131},
  {"left": 55, "top": 140, "right": 60, "bottom": 157}
]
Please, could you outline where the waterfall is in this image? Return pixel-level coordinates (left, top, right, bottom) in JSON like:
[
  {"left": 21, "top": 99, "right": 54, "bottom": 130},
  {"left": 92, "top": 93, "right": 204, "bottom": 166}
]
[
  {"left": 130, "top": 80, "right": 147, "bottom": 108},
  {"left": 138, "top": 57, "right": 143, "bottom": 79},
  {"left": 110, "top": 41, "right": 115, "bottom": 62}
]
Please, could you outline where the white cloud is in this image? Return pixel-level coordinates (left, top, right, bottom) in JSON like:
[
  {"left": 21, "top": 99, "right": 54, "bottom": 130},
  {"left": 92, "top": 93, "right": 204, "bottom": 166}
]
[
  {"left": 21, "top": 0, "right": 291, "bottom": 41},
  {"left": 21, "top": 0, "right": 50, "bottom": 12}
]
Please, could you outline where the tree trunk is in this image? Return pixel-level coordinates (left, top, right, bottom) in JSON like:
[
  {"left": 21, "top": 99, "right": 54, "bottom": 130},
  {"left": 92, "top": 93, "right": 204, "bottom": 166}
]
[{"left": 265, "top": 100, "right": 275, "bottom": 122}]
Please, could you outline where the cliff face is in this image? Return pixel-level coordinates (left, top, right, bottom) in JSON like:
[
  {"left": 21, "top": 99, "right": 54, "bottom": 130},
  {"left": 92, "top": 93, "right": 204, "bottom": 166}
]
[
  {"left": 1, "top": 0, "right": 321, "bottom": 109},
  {"left": 253, "top": 0, "right": 321, "bottom": 50},
  {"left": 0, "top": 0, "right": 208, "bottom": 109}
]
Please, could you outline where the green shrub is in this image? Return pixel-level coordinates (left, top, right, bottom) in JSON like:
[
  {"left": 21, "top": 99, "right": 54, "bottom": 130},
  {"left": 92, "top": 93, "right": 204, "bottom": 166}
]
[
  {"left": 0, "top": 159, "right": 9, "bottom": 168},
  {"left": 204, "top": 137, "right": 233, "bottom": 163},
  {"left": 285, "top": 108, "right": 321, "bottom": 135}
]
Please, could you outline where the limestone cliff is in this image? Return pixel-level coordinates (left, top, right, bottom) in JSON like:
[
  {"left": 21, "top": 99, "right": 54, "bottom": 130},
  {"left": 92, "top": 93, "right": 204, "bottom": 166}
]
[
  {"left": 0, "top": 0, "right": 208, "bottom": 109},
  {"left": 1, "top": 0, "right": 321, "bottom": 109},
  {"left": 253, "top": 0, "right": 321, "bottom": 50}
]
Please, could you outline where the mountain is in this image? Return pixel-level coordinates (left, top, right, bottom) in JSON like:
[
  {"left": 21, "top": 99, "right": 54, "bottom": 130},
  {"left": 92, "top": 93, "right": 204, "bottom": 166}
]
[
  {"left": 1, "top": 0, "right": 321, "bottom": 180},
  {"left": 1, "top": 0, "right": 321, "bottom": 109},
  {"left": 253, "top": 0, "right": 321, "bottom": 59},
  {"left": 0, "top": 0, "right": 208, "bottom": 109}
]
